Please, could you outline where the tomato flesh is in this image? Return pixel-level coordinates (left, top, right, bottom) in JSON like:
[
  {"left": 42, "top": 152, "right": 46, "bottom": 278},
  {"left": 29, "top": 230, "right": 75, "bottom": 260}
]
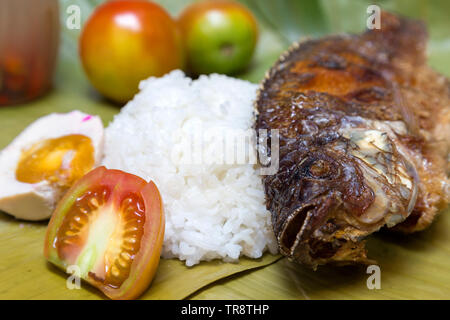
[{"left": 44, "top": 166, "right": 164, "bottom": 300}]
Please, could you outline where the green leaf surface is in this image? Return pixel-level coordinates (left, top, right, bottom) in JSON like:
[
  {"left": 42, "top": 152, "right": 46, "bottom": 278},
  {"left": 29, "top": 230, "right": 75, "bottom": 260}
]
[{"left": 0, "top": 0, "right": 449, "bottom": 300}]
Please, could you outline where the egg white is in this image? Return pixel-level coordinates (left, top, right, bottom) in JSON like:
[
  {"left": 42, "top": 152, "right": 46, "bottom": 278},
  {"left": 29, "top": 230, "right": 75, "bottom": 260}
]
[{"left": 0, "top": 111, "right": 104, "bottom": 221}]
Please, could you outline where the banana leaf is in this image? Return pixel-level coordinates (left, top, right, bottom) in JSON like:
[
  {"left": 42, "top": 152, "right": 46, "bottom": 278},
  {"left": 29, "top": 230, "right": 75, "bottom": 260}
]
[
  {"left": 0, "top": 211, "right": 279, "bottom": 299},
  {"left": 0, "top": 0, "right": 449, "bottom": 300}
]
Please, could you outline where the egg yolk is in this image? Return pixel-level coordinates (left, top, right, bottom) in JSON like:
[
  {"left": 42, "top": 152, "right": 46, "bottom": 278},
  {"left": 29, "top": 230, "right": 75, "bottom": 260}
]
[{"left": 16, "top": 134, "right": 95, "bottom": 187}]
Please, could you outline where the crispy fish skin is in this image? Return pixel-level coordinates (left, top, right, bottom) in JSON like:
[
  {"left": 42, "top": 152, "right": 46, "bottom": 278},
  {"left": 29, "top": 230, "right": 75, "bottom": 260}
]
[{"left": 255, "top": 12, "right": 450, "bottom": 268}]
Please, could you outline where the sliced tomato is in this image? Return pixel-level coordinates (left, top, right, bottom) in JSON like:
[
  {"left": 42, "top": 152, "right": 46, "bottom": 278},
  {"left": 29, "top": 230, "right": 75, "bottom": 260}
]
[{"left": 44, "top": 166, "right": 164, "bottom": 300}]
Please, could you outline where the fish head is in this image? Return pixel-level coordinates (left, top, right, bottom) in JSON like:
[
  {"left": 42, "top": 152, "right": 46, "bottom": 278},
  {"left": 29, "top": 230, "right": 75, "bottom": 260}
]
[{"left": 275, "top": 127, "right": 419, "bottom": 266}]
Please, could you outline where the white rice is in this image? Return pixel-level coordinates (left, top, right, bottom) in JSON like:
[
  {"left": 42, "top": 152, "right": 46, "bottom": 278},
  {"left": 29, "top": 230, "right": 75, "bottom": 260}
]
[{"left": 102, "top": 70, "right": 277, "bottom": 266}]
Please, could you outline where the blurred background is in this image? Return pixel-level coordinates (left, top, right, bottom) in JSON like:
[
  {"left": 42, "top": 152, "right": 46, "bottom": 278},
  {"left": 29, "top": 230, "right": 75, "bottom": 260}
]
[
  {"left": 58, "top": 0, "right": 450, "bottom": 82},
  {"left": 1, "top": 0, "right": 449, "bottom": 147}
]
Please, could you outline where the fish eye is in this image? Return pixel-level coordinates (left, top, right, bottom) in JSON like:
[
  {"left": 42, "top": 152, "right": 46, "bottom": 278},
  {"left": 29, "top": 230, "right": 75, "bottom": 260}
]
[{"left": 299, "top": 154, "right": 340, "bottom": 180}]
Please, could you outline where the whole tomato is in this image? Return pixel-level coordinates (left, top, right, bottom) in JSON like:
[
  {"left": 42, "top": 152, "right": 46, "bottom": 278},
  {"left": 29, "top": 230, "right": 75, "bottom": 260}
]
[
  {"left": 178, "top": 0, "right": 258, "bottom": 76},
  {"left": 80, "top": 0, "right": 185, "bottom": 103}
]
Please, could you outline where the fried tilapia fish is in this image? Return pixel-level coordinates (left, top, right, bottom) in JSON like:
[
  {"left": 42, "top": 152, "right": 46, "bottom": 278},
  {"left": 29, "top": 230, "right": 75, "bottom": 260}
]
[{"left": 255, "top": 12, "right": 450, "bottom": 268}]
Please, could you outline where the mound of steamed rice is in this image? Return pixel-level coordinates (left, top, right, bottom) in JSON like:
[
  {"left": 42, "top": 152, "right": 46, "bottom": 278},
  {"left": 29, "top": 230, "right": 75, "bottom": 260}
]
[{"left": 102, "top": 70, "right": 277, "bottom": 266}]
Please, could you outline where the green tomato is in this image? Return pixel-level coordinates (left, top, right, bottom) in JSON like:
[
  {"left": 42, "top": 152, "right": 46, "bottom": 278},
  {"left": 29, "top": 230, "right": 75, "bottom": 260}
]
[{"left": 178, "top": 0, "right": 258, "bottom": 76}]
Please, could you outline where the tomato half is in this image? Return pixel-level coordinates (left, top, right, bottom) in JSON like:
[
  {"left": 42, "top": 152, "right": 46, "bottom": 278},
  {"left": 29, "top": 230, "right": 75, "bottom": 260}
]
[{"left": 44, "top": 166, "right": 164, "bottom": 300}]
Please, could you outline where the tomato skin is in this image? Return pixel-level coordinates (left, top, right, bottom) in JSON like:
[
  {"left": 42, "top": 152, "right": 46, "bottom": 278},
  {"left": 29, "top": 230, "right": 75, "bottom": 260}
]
[
  {"left": 44, "top": 166, "right": 165, "bottom": 300},
  {"left": 80, "top": 0, "right": 185, "bottom": 104},
  {"left": 44, "top": 167, "right": 106, "bottom": 265},
  {"left": 178, "top": 0, "right": 258, "bottom": 75},
  {"left": 101, "top": 181, "right": 164, "bottom": 300}
]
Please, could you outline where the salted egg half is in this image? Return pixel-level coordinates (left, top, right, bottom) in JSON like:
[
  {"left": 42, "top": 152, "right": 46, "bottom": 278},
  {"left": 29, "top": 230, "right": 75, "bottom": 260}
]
[{"left": 0, "top": 111, "right": 104, "bottom": 221}]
